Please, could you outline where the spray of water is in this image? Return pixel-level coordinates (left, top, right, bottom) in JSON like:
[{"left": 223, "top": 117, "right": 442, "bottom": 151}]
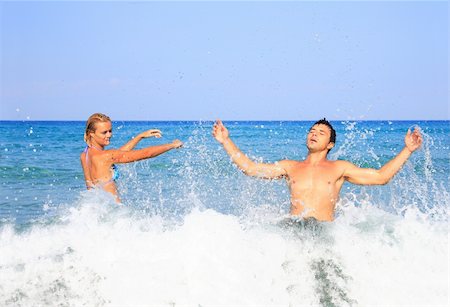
[{"left": 0, "top": 121, "right": 448, "bottom": 305}]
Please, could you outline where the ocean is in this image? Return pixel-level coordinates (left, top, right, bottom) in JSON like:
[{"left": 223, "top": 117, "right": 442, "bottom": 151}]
[{"left": 0, "top": 120, "right": 448, "bottom": 306}]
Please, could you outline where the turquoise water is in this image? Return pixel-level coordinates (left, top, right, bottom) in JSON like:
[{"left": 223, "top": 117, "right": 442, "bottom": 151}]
[
  {"left": 1, "top": 120, "right": 448, "bottom": 225},
  {"left": 0, "top": 120, "right": 448, "bottom": 305}
]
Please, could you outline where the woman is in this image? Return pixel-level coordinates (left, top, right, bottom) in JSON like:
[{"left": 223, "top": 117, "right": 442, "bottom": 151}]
[{"left": 80, "top": 113, "right": 183, "bottom": 202}]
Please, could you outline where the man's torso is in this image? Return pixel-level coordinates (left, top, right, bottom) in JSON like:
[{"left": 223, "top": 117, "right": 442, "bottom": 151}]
[{"left": 282, "top": 160, "right": 346, "bottom": 221}]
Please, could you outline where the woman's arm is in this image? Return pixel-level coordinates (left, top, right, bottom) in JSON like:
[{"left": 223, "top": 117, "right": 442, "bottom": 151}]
[
  {"left": 119, "top": 129, "right": 162, "bottom": 151},
  {"left": 110, "top": 139, "right": 183, "bottom": 164}
]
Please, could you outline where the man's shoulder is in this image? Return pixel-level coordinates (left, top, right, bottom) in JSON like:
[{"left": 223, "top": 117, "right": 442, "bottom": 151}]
[
  {"left": 327, "top": 159, "right": 355, "bottom": 170},
  {"left": 277, "top": 159, "right": 307, "bottom": 173},
  {"left": 328, "top": 159, "right": 348, "bottom": 164},
  {"left": 277, "top": 159, "right": 302, "bottom": 166}
]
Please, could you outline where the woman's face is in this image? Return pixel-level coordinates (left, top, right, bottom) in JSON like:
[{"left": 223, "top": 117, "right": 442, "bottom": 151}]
[{"left": 90, "top": 121, "right": 113, "bottom": 147}]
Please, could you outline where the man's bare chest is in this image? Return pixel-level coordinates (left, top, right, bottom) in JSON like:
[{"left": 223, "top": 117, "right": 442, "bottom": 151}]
[{"left": 287, "top": 164, "right": 343, "bottom": 189}]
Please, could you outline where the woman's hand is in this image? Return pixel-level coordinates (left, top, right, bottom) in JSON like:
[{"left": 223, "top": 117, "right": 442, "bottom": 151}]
[
  {"left": 171, "top": 139, "right": 183, "bottom": 149},
  {"left": 139, "top": 129, "right": 162, "bottom": 139}
]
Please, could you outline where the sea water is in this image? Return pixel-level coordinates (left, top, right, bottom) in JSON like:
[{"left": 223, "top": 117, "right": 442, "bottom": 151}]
[{"left": 0, "top": 120, "right": 448, "bottom": 306}]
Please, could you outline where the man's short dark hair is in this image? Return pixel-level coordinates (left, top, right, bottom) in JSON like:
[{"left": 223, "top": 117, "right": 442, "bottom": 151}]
[{"left": 312, "top": 118, "right": 336, "bottom": 144}]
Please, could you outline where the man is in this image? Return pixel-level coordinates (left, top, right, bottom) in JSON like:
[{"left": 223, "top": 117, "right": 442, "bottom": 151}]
[{"left": 212, "top": 119, "right": 422, "bottom": 222}]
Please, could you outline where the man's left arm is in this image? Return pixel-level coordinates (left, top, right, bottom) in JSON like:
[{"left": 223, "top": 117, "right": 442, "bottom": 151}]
[{"left": 343, "top": 127, "right": 423, "bottom": 185}]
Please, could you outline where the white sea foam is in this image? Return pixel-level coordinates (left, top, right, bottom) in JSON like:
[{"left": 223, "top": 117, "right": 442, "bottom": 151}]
[{"left": 0, "top": 190, "right": 448, "bottom": 306}]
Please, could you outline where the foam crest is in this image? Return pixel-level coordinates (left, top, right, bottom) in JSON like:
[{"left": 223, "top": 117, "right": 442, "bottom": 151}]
[
  {"left": 1, "top": 191, "right": 448, "bottom": 306},
  {"left": 333, "top": 204, "right": 448, "bottom": 306}
]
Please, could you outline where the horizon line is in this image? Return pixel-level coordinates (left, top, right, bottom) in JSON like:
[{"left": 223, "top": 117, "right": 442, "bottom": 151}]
[{"left": 0, "top": 119, "right": 448, "bottom": 122}]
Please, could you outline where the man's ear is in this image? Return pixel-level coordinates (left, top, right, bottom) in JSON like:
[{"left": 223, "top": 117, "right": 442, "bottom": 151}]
[{"left": 327, "top": 142, "right": 335, "bottom": 150}]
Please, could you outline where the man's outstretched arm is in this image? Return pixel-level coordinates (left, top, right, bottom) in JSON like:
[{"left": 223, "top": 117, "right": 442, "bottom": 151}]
[
  {"left": 343, "top": 127, "right": 423, "bottom": 185},
  {"left": 212, "top": 119, "right": 288, "bottom": 179}
]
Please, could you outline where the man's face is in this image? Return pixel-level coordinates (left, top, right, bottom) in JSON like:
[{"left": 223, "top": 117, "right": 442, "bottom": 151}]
[{"left": 306, "top": 124, "right": 334, "bottom": 152}]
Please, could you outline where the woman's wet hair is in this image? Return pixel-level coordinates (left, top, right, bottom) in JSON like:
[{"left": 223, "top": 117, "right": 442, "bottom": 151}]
[
  {"left": 84, "top": 113, "right": 111, "bottom": 144},
  {"left": 312, "top": 118, "right": 336, "bottom": 144}
]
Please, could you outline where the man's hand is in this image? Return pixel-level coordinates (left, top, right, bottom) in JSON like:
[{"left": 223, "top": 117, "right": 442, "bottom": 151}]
[
  {"left": 212, "top": 119, "right": 229, "bottom": 144},
  {"left": 405, "top": 127, "right": 423, "bottom": 152}
]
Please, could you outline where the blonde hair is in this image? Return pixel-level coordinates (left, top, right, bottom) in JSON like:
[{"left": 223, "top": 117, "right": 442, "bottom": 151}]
[{"left": 84, "top": 113, "right": 111, "bottom": 145}]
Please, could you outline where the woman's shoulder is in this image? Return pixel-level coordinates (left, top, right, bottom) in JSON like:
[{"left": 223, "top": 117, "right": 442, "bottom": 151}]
[{"left": 96, "top": 148, "right": 120, "bottom": 164}]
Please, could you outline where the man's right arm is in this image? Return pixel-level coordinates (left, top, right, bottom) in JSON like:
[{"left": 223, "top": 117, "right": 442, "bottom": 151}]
[{"left": 213, "top": 120, "right": 288, "bottom": 179}]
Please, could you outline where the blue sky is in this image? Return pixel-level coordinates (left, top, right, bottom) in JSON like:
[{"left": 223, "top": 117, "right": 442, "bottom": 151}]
[{"left": 1, "top": 1, "right": 448, "bottom": 121}]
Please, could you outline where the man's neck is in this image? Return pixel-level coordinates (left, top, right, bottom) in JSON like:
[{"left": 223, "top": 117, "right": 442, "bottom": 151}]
[{"left": 305, "top": 150, "right": 329, "bottom": 165}]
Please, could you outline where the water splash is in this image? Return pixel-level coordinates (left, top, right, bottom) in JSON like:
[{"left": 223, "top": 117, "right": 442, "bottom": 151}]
[{"left": 0, "top": 120, "right": 448, "bottom": 305}]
